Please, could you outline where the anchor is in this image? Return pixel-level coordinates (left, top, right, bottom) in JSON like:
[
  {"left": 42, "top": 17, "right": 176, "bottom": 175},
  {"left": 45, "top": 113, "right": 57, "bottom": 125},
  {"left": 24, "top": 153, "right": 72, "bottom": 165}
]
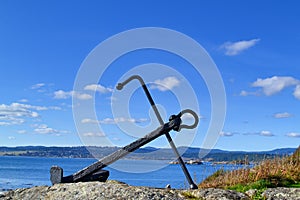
[{"left": 50, "top": 75, "right": 199, "bottom": 189}]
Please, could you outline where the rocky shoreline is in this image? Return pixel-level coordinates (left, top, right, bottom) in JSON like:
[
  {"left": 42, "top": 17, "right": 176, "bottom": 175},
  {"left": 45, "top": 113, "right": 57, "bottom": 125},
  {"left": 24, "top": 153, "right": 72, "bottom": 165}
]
[{"left": 0, "top": 181, "right": 299, "bottom": 200}]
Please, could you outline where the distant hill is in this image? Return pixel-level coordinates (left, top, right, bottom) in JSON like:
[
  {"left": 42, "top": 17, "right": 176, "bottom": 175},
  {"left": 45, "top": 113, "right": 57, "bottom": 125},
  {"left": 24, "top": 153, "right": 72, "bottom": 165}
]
[
  {"left": 263, "top": 148, "right": 297, "bottom": 155},
  {"left": 0, "top": 146, "right": 297, "bottom": 162}
]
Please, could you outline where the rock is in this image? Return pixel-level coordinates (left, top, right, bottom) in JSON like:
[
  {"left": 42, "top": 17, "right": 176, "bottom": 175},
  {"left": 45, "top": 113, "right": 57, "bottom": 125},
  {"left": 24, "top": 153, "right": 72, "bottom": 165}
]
[
  {"left": 0, "top": 181, "right": 184, "bottom": 200},
  {"left": 1, "top": 182, "right": 299, "bottom": 200},
  {"left": 1, "top": 187, "right": 49, "bottom": 200},
  {"left": 262, "top": 187, "right": 300, "bottom": 200},
  {"left": 189, "top": 188, "right": 250, "bottom": 200},
  {"left": 245, "top": 189, "right": 257, "bottom": 198}
]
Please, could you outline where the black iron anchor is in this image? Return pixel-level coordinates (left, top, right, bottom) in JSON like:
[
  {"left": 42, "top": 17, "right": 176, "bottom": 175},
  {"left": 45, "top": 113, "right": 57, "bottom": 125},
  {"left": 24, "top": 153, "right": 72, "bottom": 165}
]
[{"left": 50, "top": 75, "right": 199, "bottom": 189}]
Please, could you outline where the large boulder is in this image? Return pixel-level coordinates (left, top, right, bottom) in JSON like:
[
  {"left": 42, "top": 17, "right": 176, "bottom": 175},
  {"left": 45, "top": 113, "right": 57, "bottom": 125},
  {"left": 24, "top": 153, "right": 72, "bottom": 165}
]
[
  {"left": 0, "top": 181, "right": 184, "bottom": 200},
  {"left": 189, "top": 188, "right": 250, "bottom": 200},
  {"left": 262, "top": 187, "right": 300, "bottom": 200}
]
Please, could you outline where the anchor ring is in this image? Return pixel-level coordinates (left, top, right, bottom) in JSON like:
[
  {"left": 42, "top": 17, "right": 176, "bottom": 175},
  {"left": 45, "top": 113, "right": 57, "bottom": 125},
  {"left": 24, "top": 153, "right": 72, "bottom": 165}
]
[{"left": 178, "top": 109, "right": 199, "bottom": 131}]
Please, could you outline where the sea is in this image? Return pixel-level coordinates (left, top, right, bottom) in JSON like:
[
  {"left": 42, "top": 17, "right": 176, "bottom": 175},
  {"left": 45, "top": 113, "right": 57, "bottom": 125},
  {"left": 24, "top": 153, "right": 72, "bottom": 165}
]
[{"left": 0, "top": 156, "right": 248, "bottom": 192}]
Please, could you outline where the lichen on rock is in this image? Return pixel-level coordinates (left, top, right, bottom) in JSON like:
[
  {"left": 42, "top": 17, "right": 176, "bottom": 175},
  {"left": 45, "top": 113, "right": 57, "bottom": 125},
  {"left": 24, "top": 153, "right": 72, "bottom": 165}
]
[{"left": 262, "top": 187, "right": 300, "bottom": 200}]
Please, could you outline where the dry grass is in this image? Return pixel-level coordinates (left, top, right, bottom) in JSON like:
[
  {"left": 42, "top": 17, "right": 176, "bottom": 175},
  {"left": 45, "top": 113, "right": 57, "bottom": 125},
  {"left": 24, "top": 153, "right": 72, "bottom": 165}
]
[{"left": 199, "top": 146, "right": 300, "bottom": 188}]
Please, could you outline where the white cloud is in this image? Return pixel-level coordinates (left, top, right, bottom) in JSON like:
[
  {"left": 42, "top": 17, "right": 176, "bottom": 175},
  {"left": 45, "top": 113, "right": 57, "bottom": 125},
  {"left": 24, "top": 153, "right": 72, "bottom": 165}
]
[
  {"left": 252, "top": 76, "right": 299, "bottom": 96},
  {"left": 81, "top": 117, "right": 148, "bottom": 124},
  {"left": 0, "top": 103, "right": 40, "bottom": 126},
  {"left": 286, "top": 132, "right": 300, "bottom": 138},
  {"left": 34, "top": 124, "right": 59, "bottom": 134},
  {"left": 273, "top": 112, "right": 292, "bottom": 119},
  {"left": 17, "top": 130, "right": 27, "bottom": 134},
  {"left": 240, "top": 90, "right": 249, "bottom": 96},
  {"left": 31, "top": 83, "right": 45, "bottom": 90},
  {"left": 84, "top": 84, "right": 113, "bottom": 93},
  {"left": 241, "top": 76, "right": 300, "bottom": 100},
  {"left": 111, "top": 117, "right": 146, "bottom": 124},
  {"left": 242, "top": 132, "right": 257, "bottom": 136},
  {"left": 30, "top": 83, "right": 46, "bottom": 92},
  {"left": 1, "top": 102, "right": 60, "bottom": 113},
  {"left": 81, "top": 118, "right": 97, "bottom": 124},
  {"left": 260, "top": 130, "right": 274, "bottom": 137},
  {"left": 150, "top": 76, "right": 180, "bottom": 91},
  {"left": 8, "top": 136, "right": 16, "bottom": 140},
  {"left": 221, "top": 38, "right": 260, "bottom": 56},
  {"left": 181, "top": 112, "right": 204, "bottom": 121},
  {"left": 113, "top": 137, "right": 121, "bottom": 141},
  {"left": 181, "top": 113, "right": 195, "bottom": 120},
  {"left": 220, "top": 130, "right": 275, "bottom": 137},
  {"left": 239, "top": 90, "right": 260, "bottom": 96},
  {"left": 219, "top": 131, "right": 234, "bottom": 137},
  {"left": 19, "top": 99, "right": 29, "bottom": 103},
  {"left": 82, "top": 132, "right": 105, "bottom": 137},
  {"left": 33, "top": 124, "right": 68, "bottom": 135},
  {"left": 24, "top": 103, "right": 61, "bottom": 111},
  {"left": 54, "top": 90, "right": 70, "bottom": 99},
  {"left": 13, "top": 103, "right": 47, "bottom": 111},
  {"left": 0, "top": 122, "right": 12, "bottom": 126},
  {"left": 74, "top": 93, "right": 93, "bottom": 100},
  {"left": 54, "top": 90, "right": 92, "bottom": 100},
  {"left": 48, "top": 106, "right": 62, "bottom": 110},
  {"left": 293, "top": 85, "right": 300, "bottom": 99}
]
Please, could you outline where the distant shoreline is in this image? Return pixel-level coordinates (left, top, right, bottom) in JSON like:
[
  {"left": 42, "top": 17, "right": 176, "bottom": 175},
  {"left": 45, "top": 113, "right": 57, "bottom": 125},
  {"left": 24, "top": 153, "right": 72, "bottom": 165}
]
[{"left": 0, "top": 146, "right": 296, "bottom": 162}]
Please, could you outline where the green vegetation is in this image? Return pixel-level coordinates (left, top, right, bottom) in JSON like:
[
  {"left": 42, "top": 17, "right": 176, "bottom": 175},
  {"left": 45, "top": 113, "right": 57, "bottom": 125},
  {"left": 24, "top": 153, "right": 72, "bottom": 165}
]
[
  {"left": 199, "top": 146, "right": 300, "bottom": 199},
  {"left": 226, "top": 178, "right": 299, "bottom": 200}
]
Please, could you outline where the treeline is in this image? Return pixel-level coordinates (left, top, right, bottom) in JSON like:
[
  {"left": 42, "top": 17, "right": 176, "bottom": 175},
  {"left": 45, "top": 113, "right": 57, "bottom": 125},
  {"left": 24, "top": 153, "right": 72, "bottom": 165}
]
[{"left": 0, "top": 146, "right": 296, "bottom": 162}]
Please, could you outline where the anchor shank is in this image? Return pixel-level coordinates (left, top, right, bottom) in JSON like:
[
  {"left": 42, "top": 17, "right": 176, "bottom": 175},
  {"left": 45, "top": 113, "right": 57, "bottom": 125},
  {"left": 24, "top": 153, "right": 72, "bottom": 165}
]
[{"left": 72, "top": 121, "right": 175, "bottom": 182}]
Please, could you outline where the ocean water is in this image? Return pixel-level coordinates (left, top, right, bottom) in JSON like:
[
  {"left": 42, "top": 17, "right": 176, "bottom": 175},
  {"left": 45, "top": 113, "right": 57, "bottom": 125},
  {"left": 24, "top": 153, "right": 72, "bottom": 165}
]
[{"left": 0, "top": 156, "right": 246, "bottom": 191}]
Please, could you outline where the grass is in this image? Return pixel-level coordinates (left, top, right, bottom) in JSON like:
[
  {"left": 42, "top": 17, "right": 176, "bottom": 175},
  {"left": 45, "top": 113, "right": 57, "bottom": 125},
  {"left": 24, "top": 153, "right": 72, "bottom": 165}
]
[{"left": 198, "top": 146, "right": 300, "bottom": 199}]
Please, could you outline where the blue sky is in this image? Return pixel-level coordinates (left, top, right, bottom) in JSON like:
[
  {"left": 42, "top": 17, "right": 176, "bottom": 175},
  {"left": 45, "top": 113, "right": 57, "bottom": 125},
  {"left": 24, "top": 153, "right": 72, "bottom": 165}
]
[{"left": 0, "top": 1, "right": 299, "bottom": 151}]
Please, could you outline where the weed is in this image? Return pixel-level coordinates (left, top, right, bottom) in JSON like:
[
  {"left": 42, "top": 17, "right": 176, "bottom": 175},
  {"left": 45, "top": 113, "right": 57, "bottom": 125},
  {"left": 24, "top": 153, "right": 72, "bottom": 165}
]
[{"left": 198, "top": 146, "right": 300, "bottom": 194}]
